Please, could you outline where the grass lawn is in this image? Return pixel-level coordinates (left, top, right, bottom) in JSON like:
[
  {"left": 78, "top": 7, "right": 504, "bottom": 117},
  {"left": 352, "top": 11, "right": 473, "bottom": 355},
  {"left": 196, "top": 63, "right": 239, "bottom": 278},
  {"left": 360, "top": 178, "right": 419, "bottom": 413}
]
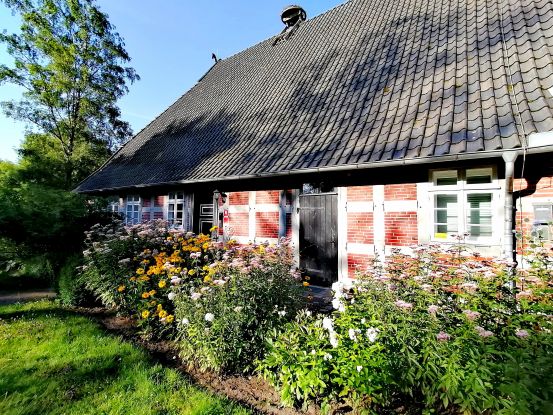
[{"left": 0, "top": 300, "right": 251, "bottom": 415}]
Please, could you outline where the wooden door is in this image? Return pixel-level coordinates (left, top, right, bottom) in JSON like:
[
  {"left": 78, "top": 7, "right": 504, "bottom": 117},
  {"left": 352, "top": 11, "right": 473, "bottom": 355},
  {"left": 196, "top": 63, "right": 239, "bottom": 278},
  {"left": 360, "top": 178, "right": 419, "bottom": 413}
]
[
  {"left": 299, "top": 192, "right": 338, "bottom": 286},
  {"left": 193, "top": 193, "right": 214, "bottom": 235}
]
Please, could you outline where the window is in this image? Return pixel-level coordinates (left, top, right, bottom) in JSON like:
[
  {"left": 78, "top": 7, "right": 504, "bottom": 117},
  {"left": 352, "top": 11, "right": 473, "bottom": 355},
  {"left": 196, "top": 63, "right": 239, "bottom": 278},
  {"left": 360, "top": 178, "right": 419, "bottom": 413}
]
[
  {"left": 167, "top": 192, "right": 193, "bottom": 230},
  {"left": 533, "top": 204, "right": 553, "bottom": 240},
  {"left": 430, "top": 167, "right": 498, "bottom": 242},
  {"left": 125, "top": 195, "right": 141, "bottom": 225},
  {"left": 107, "top": 197, "right": 120, "bottom": 214}
]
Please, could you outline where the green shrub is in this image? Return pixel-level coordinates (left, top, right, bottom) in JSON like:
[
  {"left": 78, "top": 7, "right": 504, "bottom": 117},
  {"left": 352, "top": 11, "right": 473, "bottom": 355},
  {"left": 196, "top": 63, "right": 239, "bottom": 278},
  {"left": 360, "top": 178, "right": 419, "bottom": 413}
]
[
  {"left": 259, "top": 242, "right": 553, "bottom": 414},
  {"left": 174, "top": 241, "right": 303, "bottom": 373},
  {"left": 57, "top": 254, "right": 94, "bottom": 306}
]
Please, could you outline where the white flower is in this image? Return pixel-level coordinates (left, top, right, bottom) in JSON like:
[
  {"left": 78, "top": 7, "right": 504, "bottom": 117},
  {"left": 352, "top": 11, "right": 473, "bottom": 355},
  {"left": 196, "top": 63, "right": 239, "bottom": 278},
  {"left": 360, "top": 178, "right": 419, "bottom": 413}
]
[
  {"left": 322, "top": 317, "right": 334, "bottom": 331},
  {"left": 361, "top": 318, "right": 366, "bottom": 324},
  {"left": 329, "top": 331, "right": 339, "bottom": 348},
  {"left": 310, "top": 349, "right": 316, "bottom": 355},
  {"left": 305, "top": 310, "right": 312, "bottom": 317},
  {"left": 181, "top": 318, "right": 189, "bottom": 325},
  {"left": 167, "top": 292, "right": 176, "bottom": 301},
  {"left": 332, "top": 298, "right": 342, "bottom": 310},
  {"left": 356, "top": 365, "right": 363, "bottom": 372},
  {"left": 348, "top": 328, "right": 358, "bottom": 341},
  {"left": 366, "top": 327, "right": 379, "bottom": 343},
  {"left": 204, "top": 313, "right": 215, "bottom": 322},
  {"left": 323, "top": 353, "right": 332, "bottom": 361},
  {"left": 278, "top": 310, "right": 286, "bottom": 317},
  {"left": 234, "top": 306, "right": 243, "bottom": 313},
  {"left": 190, "top": 292, "right": 202, "bottom": 301}
]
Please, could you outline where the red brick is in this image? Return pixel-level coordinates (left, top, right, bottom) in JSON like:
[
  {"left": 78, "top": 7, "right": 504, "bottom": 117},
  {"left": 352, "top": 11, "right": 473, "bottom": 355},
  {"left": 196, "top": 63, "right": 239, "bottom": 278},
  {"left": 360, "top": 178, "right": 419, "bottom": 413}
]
[
  {"left": 347, "top": 186, "right": 373, "bottom": 202},
  {"left": 385, "top": 212, "right": 418, "bottom": 246},
  {"left": 229, "top": 192, "right": 249, "bottom": 205},
  {"left": 384, "top": 184, "right": 417, "bottom": 200},
  {"left": 347, "top": 212, "right": 374, "bottom": 244}
]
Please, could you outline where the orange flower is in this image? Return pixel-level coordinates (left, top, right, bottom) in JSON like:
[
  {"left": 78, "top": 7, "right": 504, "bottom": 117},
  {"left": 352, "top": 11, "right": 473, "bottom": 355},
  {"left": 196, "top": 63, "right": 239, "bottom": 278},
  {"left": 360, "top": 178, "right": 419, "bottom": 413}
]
[
  {"left": 117, "top": 285, "right": 125, "bottom": 292},
  {"left": 141, "top": 292, "right": 150, "bottom": 299}
]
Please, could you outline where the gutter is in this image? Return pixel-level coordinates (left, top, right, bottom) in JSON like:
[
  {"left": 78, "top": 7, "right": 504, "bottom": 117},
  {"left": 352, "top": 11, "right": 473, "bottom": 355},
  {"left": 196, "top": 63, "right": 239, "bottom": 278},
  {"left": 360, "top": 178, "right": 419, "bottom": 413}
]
[{"left": 77, "top": 144, "right": 553, "bottom": 194}]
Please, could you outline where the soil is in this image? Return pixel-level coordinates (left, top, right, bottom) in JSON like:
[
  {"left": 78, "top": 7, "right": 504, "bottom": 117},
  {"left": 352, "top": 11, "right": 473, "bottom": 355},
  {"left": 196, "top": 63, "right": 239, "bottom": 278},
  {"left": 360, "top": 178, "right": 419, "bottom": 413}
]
[{"left": 76, "top": 307, "right": 321, "bottom": 415}]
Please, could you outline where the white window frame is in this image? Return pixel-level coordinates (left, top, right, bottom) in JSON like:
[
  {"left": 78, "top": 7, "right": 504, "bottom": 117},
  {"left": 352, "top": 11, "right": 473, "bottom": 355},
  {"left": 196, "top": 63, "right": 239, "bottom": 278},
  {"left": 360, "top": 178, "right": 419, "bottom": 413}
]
[
  {"left": 107, "top": 197, "right": 120, "bottom": 215},
  {"left": 167, "top": 191, "right": 193, "bottom": 230},
  {"left": 428, "top": 167, "right": 500, "bottom": 244},
  {"left": 125, "top": 195, "right": 141, "bottom": 225}
]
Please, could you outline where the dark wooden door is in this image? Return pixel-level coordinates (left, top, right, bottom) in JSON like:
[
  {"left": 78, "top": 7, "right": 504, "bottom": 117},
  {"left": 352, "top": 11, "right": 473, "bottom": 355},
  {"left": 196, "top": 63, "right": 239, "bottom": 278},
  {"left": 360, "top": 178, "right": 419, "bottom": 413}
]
[{"left": 299, "top": 193, "right": 338, "bottom": 287}]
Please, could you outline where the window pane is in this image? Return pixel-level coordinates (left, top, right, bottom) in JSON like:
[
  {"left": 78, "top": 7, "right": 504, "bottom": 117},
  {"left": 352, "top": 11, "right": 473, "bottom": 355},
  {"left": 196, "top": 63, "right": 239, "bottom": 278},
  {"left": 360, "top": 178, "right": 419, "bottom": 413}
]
[
  {"left": 466, "top": 168, "right": 492, "bottom": 184},
  {"left": 434, "top": 194, "right": 458, "bottom": 238},
  {"left": 434, "top": 170, "right": 457, "bottom": 186},
  {"left": 466, "top": 193, "right": 492, "bottom": 238}
]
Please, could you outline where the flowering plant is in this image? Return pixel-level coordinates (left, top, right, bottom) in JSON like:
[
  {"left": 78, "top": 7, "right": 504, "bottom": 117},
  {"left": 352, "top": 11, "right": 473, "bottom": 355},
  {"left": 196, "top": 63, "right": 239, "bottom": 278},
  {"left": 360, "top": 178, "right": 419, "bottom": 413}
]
[
  {"left": 260, "top": 241, "right": 553, "bottom": 414},
  {"left": 81, "top": 220, "right": 219, "bottom": 337},
  {"left": 174, "top": 239, "right": 304, "bottom": 373}
]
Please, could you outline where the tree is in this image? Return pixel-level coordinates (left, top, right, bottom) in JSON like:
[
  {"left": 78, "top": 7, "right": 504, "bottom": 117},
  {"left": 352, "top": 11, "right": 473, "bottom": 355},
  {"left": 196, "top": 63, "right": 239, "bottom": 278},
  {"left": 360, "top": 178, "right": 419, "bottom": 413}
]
[{"left": 0, "top": 0, "right": 139, "bottom": 189}]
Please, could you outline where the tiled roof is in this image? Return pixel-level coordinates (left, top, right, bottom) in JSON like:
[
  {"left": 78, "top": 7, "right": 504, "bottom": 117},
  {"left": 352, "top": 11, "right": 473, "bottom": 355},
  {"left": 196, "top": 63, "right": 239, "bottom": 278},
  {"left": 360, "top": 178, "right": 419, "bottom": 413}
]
[{"left": 76, "top": 0, "right": 553, "bottom": 192}]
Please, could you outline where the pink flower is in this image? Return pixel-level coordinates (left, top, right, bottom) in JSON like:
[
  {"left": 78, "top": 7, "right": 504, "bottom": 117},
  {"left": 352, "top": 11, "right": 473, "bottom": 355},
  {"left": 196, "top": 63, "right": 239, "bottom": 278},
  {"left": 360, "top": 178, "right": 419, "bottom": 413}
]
[
  {"left": 515, "top": 329, "right": 529, "bottom": 338},
  {"left": 427, "top": 305, "right": 439, "bottom": 315},
  {"left": 395, "top": 300, "right": 413, "bottom": 310},
  {"left": 475, "top": 326, "right": 494, "bottom": 337},
  {"left": 463, "top": 310, "right": 481, "bottom": 321},
  {"left": 436, "top": 331, "right": 451, "bottom": 342},
  {"left": 516, "top": 290, "right": 533, "bottom": 300}
]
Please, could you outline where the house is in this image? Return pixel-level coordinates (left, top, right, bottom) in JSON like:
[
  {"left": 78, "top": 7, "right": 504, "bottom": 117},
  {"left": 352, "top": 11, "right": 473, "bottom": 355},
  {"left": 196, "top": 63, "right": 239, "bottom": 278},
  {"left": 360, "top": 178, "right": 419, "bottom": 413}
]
[{"left": 76, "top": 0, "right": 553, "bottom": 287}]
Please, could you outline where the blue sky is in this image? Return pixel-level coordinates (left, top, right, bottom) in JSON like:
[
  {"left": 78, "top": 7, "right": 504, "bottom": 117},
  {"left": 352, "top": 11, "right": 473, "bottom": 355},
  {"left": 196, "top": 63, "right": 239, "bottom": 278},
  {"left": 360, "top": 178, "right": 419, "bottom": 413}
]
[{"left": 0, "top": 0, "right": 344, "bottom": 162}]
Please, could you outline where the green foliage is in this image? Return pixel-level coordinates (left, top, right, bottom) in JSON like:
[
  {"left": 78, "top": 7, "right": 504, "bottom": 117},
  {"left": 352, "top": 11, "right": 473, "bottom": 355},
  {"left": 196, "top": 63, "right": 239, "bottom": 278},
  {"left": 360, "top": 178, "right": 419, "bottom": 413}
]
[
  {"left": 0, "top": 0, "right": 139, "bottom": 188},
  {"left": 57, "top": 254, "right": 94, "bottom": 306},
  {"left": 174, "top": 242, "right": 303, "bottom": 373},
  {"left": 0, "top": 300, "right": 251, "bottom": 415},
  {"left": 259, "top": 243, "right": 553, "bottom": 414}
]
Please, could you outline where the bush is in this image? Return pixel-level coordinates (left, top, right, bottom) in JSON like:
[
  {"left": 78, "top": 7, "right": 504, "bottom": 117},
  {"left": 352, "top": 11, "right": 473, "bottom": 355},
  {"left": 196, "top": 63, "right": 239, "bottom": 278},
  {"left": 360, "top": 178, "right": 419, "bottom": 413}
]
[
  {"left": 57, "top": 254, "right": 95, "bottom": 306},
  {"left": 259, "top": 242, "right": 553, "bottom": 414},
  {"left": 174, "top": 241, "right": 303, "bottom": 373}
]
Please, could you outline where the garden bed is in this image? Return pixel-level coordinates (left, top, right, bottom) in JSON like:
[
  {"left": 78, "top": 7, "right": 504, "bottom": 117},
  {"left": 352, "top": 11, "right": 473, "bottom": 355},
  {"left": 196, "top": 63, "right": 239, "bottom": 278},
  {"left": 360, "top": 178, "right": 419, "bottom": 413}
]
[{"left": 80, "top": 306, "right": 321, "bottom": 415}]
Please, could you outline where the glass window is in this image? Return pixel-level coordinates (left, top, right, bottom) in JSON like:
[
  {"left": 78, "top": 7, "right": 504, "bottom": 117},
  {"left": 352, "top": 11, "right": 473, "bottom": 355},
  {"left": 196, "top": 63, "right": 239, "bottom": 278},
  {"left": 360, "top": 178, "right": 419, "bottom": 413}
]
[
  {"left": 430, "top": 168, "right": 497, "bottom": 242},
  {"left": 434, "top": 194, "right": 458, "bottom": 238},
  {"left": 167, "top": 192, "right": 193, "bottom": 230},
  {"left": 125, "top": 195, "right": 140, "bottom": 225}
]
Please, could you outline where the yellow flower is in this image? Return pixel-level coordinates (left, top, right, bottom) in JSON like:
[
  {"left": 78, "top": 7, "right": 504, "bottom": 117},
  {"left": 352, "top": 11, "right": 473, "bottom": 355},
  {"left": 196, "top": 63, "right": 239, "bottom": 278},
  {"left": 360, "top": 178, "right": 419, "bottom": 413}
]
[
  {"left": 141, "top": 292, "right": 150, "bottom": 299},
  {"left": 209, "top": 225, "right": 219, "bottom": 232},
  {"left": 188, "top": 269, "right": 196, "bottom": 276},
  {"left": 141, "top": 310, "right": 150, "bottom": 319},
  {"left": 139, "top": 275, "right": 150, "bottom": 282},
  {"left": 129, "top": 276, "right": 136, "bottom": 282},
  {"left": 204, "top": 275, "right": 212, "bottom": 283},
  {"left": 149, "top": 290, "right": 156, "bottom": 296},
  {"left": 136, "top": 268, "right": 145, "bottom": 275},
  {"left": 165, "top": 315, "right": 174, "bottom": 323},
  {"left": 303, "top": 281, "right": 310, "bottom": 287},
  {"left": 202, "top": 242, "right": 209, "bottom": 250},
  {"left": 159, "top": 310, "right": 168, "bottom": 319},
  {"left": 157, "top": 304, "right": 163, "bottom": 311},
  {"left": 117, "top": 285, "right": 125, "bottom": 292},
  {"left": 149, "top": 300, "right": 157, "bottom": 306},
  {"left": 167, "top": 236, "right": 173, "bottom": 241},
  {"left": 158, "top": 280, "right": 166, "bottom": 288}
]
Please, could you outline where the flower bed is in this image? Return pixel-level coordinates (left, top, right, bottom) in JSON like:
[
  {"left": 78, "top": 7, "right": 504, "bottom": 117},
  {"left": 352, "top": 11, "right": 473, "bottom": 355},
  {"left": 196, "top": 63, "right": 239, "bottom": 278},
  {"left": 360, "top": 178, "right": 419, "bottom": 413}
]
[
  {"left": 80, "top": 219, "right": 304, "bottom": 372},
  {"left": 259, "top": 243, "right": 553, "bottom": 414}
]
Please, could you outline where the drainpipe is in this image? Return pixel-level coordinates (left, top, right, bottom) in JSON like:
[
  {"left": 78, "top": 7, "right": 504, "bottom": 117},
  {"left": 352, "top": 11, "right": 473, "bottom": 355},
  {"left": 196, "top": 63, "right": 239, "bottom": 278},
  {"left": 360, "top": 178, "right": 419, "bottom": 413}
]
[{"left": 502, "top": 151, "right": 518, "bottom": 265}]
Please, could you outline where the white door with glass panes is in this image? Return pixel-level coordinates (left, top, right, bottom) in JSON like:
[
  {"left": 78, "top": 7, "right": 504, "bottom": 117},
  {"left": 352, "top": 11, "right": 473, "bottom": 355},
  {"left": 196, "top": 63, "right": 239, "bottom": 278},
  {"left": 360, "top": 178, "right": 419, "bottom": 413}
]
[
  {"left": 167, "top": 192, "right": 193, "bottom": 230},
  {"left": 430, "top": 168, "right": 499, "bottom": 243}
]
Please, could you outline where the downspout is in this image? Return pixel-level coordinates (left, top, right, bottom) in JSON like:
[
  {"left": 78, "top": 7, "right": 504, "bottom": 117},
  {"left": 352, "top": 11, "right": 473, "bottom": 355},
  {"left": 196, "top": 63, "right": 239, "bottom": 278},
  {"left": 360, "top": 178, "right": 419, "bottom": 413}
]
[{"left": 502, "top": 151, "right": 518, "bottom": 265}]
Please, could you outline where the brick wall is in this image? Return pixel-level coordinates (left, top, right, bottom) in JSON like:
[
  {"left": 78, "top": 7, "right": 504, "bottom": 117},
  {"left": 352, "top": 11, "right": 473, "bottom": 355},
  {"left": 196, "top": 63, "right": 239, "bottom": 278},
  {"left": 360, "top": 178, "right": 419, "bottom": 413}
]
[
  {"left": 228, "top": 212, "right": 249, "bottom": 238},
  {"left": 229, "top": 191, "right": 249, "bottom": 205},
  {"left": 384, "top": 183, "right": 417, "bottom": 200},
  {"left": 347, "top": 253, "right": 374, "bottom": 278},
  {"left": 347, "top": 186, "right": 373, "bottom": 201},
  {"left": 256, "top": 190, "right": 280, "bottom": 204},
  {"left": 347, "top": 213, "right": 374, "bottom": 244},
  {"left": 385, "top": 212, "right": 418, "bottom": 246},
  {"left": 256, "top": 212, "right": 279, "bottom": 238}
]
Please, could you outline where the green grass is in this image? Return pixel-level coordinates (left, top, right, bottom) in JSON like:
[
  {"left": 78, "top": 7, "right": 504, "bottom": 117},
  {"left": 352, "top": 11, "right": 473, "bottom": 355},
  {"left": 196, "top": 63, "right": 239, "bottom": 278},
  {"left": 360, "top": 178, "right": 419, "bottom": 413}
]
[{"left": 0, "top": 300, "right": 251, "bottom": 415}]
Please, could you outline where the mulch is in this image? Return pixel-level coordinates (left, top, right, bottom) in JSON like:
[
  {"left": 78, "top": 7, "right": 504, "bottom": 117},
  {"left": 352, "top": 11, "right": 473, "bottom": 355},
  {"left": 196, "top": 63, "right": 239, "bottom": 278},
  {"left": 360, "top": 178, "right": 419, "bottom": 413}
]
[{"left": 76, "top": 307, "right": 323, "bottom": 415}]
